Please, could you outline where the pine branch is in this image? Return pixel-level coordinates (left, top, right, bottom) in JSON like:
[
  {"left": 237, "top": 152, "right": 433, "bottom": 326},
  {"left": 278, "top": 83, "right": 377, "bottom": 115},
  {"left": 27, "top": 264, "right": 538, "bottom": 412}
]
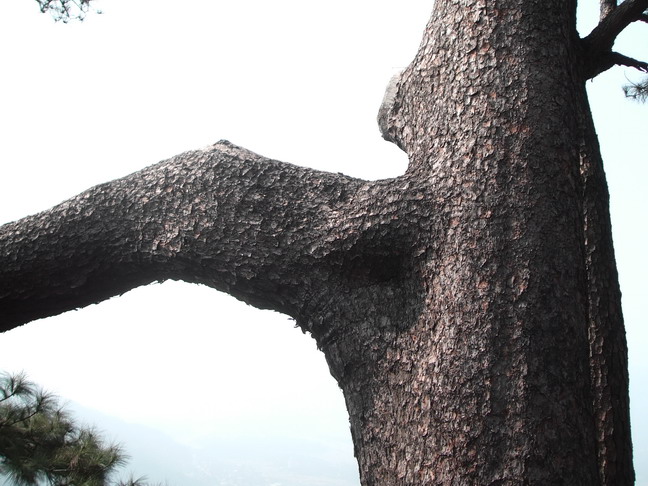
[
  {"left": 0, "top": 372, "right": 154, "bottom": 486},
  {"left": 34, "top": 0, "right": 94, "bottom": 22},
  {"left": 623, "top": 77, "right": 648, "bottom": 101},
  {"left": 582, "top": 0, "right": 648, "bottom": 79},
  {"left": 0, "top": 372, "right": 36, "bottom": 403},
  {"left": 584, "top": 0, "right": 648, "bottom": 53},
  {"left": 1, "top": 394, "right": 58, "bottom": 428}
]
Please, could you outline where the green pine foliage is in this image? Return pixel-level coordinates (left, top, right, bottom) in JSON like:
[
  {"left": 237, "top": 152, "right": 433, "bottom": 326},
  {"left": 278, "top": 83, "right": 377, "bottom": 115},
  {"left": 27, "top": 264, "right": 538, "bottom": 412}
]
[
  {"left": 623, "top": 77, "right": 648, "bottom": 102},
  {"left": 33, "top": 0, "right": 97, "bottom": 22},
  {"left": 0, "top": 372, "right": 160, "bottom": 486}
]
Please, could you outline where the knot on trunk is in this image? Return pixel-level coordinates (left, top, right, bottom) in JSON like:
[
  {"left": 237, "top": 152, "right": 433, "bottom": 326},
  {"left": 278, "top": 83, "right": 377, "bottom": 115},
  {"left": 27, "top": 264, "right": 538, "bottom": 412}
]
[{"left": 377, "top": 71, "right": 406, "bottom": 152}]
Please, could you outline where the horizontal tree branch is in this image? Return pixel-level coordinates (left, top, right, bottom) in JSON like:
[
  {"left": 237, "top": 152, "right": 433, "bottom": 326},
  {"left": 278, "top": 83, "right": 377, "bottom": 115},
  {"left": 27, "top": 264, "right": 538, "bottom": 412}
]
[
  {"left": 1, "top": 141, "right": 408, "bottom": 330},
  {"left": 584, "top": 50, "right": 648, "bottom": 79},
  {"left": 609, "top": 51, "right": 648, "bottom": 70}
]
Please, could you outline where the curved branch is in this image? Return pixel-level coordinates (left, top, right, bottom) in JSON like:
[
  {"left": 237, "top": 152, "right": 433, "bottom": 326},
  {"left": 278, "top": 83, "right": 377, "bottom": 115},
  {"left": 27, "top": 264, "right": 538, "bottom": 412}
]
[
  {"left": 582, "top": 0, "right": 648, "bottom": 78},
  {"left": 585, "top": 0, "right": 648, "bottom": 52},
  {"left": 0, "top": 141, "right": 369, "bottom": 330},
  {"left": 582, "top": 0, "right": 648, "bottom": 77}
]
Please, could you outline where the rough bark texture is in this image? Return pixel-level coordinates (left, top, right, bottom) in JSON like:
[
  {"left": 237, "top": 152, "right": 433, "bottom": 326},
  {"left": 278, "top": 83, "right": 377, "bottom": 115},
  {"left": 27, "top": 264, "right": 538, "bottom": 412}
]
[
  {"left": 0, "top": 0, "right": 634, "bottom": 484},
  {"left": 578, "top": 92, "right": 633, "bottom": 485}
]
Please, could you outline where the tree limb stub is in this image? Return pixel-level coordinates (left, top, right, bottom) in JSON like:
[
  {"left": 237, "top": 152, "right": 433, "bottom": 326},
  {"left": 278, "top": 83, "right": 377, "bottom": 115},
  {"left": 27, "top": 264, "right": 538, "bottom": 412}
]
[{"left": 377, "top": 71, "right": 406, "bottom": 151}]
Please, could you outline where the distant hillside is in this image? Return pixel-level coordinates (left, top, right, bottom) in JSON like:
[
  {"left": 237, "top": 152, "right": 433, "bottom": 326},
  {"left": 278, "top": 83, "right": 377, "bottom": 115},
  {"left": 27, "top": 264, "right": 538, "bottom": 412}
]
[{"left": 39, "top": 402, "right": 361, "bottom": 486}]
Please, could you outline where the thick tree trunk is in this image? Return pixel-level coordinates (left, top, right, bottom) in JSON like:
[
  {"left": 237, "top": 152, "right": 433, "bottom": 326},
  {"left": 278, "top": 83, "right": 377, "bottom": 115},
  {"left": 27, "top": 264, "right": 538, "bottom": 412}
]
[
  {"left": 578, "top": 92, "right": 633, "bottom": 485},
  {"left": 321, "top": 0, "right": 631, "bottom": 482},
  {"left": 0, "top": 0, "right": 633, "bottom": 484}
]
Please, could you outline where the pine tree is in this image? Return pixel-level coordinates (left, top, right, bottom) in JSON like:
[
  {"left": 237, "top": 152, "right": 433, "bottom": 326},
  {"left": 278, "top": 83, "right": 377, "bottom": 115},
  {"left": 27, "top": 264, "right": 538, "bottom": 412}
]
[
  {"left": 3, "top": 0, "right": 645, "bottom": 482},
  {"left": 0, "top": 372, "right": 157, "bottom": 486}
]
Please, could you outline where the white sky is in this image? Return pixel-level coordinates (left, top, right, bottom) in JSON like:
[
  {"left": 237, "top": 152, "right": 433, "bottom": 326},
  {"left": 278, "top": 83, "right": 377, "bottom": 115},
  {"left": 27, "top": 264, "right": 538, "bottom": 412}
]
[{"left": 0, "top": 0, "right": 646, "bottom": 483}]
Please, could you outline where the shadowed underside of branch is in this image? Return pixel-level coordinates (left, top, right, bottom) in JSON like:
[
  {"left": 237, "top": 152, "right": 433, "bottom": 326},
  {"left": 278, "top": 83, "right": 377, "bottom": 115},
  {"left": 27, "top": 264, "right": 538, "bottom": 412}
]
[{"left": 0, "top": 141, "right": 426, "bottom": 331}]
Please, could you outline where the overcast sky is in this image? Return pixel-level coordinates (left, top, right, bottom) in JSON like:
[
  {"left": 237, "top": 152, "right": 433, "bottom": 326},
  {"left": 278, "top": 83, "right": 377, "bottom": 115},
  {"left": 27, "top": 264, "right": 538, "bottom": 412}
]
[{"left": 0, "top": 0, "right": 646, "bottom": 484}]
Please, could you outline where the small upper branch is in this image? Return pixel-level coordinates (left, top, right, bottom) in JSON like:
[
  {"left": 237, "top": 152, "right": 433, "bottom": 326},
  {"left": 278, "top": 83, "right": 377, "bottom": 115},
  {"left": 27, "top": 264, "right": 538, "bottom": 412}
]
[
  {"left": 586, "top": 0, "right": 648, "bottom": 51},
  {"left": 583, "top": 0, "right": 648, "bottom": 79},
  {"left": 600, "top": 0, "right": 617, "bottom": 21},
  {"left": 582, "top": 0, "right": 648, "bottom": 78},
  {"left": 0, "top": 141, "right": 365, "bottom": 330}
]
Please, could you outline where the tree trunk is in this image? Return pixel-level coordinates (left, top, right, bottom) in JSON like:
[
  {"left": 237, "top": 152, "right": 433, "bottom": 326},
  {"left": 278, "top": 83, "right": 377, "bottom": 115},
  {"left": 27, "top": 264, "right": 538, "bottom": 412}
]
[{"left": 0, "top": 0, "right": 634, "bottom": 484}]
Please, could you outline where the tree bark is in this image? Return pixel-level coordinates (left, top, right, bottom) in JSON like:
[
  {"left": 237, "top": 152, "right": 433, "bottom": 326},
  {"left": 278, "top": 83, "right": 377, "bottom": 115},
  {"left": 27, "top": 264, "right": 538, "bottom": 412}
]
[{"left": 0, "top": 0, "right": 633, "bottom": 484}]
